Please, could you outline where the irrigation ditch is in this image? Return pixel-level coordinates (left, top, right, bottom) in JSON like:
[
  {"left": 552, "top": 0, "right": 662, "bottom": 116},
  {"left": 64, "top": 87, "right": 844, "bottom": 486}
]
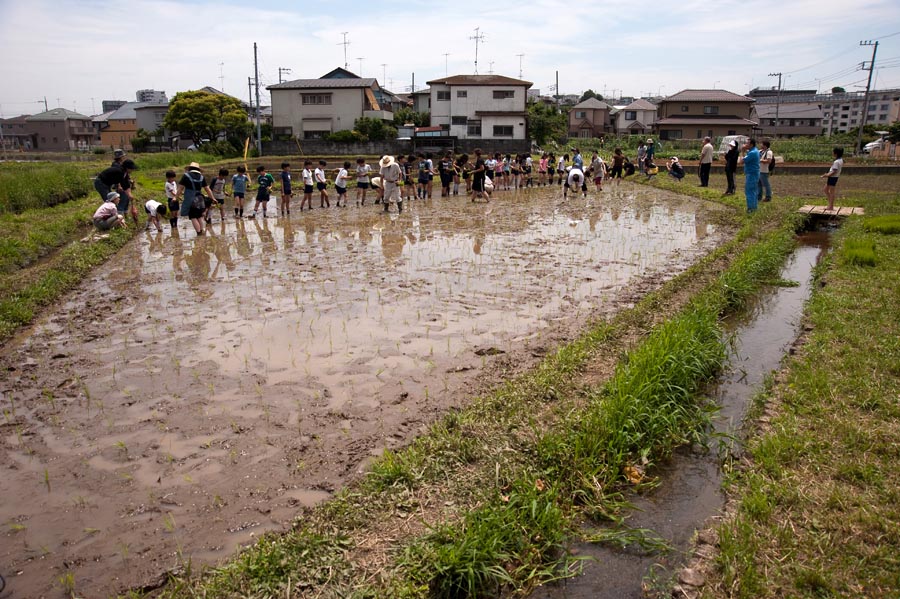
[{"left": 530, "top": 226, "right": 831, "bottom": 598}]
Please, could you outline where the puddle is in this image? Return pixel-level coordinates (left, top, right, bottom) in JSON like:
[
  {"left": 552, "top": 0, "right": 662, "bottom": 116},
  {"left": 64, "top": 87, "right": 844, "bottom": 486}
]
[
  {"left": 531, "top": 230, "right": 830, "bottom": 598},
  {"left": 0, "top": 186, "right": 729, "bottom": 598}
]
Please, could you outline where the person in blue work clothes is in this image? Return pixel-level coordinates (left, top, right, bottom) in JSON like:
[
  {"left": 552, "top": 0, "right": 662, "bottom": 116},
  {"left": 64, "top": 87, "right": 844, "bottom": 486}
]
[
  {"left": 571, "top": 147, "right": 584, "bottom": 171},
  {"left": 738, "top": 138, "right": 760, "bottom": 212}
]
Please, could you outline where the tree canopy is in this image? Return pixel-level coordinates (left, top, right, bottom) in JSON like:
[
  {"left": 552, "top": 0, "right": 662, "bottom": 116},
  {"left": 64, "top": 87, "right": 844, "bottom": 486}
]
[
  {"left": 163, "top": 91, "right": 250, "bottom": 144},
  {"left": 579, "top": 89, "right": 603, "bottom": 102},
  {"left": 527, "top": 102, "right": 567, "bottom": 145},
  {"left": 392, "top": 107, "right": 430, "bottom": 128}
]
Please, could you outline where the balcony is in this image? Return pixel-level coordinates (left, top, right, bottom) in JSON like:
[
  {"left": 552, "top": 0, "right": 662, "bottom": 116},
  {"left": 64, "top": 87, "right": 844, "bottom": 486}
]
[{"left": 363, "top": 109, "right": 393, "bottom": 122}]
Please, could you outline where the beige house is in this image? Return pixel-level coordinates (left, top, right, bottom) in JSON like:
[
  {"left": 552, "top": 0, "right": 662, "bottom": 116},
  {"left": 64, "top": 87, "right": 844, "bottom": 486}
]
[
  {"left": 26, "top": 108, "right": 95, "bottom": 151},
  {"left": 268, "top": 68, "right": 393, "bottom": 139},
  {"left": 568, "top": 98, "right": 611, "bottom": 138},
  {"left": 426, "top": 74, "right": 532, "bottom": 140},
  {"left": 613, "top": 99, "right": 657, "bottom": 135},
  {"left": 654, "top": 89, "right": 756, "bottom": 140},
  {"left": 752, "top": 103, "right": 824, "bottom": 137}
]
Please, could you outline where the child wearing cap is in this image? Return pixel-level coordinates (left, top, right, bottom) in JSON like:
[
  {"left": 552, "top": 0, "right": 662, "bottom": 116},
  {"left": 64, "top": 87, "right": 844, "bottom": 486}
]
[{"left": 93, "top": 192, "right": 126, "bottom": 230}]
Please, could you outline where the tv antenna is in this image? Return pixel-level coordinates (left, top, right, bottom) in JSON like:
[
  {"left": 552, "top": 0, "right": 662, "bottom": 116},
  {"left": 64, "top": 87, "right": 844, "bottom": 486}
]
[
  {"left": 338, "top": 32, "right": 350, "bottom": 70},
  {"left": 516, "top": 53, "right": 525, "bottom": 79},
  {"left": 469, "top": 27, "right": 486, "bottom": 74}
]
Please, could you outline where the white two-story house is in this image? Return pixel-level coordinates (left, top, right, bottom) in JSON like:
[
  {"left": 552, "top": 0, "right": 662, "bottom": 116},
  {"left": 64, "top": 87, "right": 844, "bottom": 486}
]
[
  {"left": 613, "top": 99, "right": 657, "bottom": 135},
  {"left": 268, "top": 68, "right": 394, "bottom": 139},
  {"left": 426, "top": 74, "right": 532, "bottom": 140}
]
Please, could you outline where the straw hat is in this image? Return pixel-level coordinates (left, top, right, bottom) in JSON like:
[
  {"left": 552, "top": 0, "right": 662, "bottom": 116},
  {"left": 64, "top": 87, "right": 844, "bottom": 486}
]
[
  {"left": 379, "top": 155, "right": 395, "bottom": 168},
  {"left": 188, "top": 162, "right": 202, "bottom": 171},
  {"left": 646, "top": 138, "right": 654, "bottom": 144}
]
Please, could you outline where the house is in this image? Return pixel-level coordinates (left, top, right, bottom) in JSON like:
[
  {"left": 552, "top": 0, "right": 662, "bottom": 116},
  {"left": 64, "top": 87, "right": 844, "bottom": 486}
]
[
  {"left": 426, "top": 74, "right": 532, "bottom": 140},
  {"left": 411, "top": 89, "right": 431, "bottom": 113},
  {"left": 25, "top": 108, "right": 95, "bottom": 151},
  {"left": 267, "top": 68, "right": 394, "bottom": 139},
  {"left": 0, "top": 115, "right": 36, "bottom": 150},
  {"left": 612, "top": 99, "right": 657, "bottom": 135},
  {"left": 654, "top": 89, "right": 756, "bottom": 140},
  {"left": 134, "top": 103, "right": 171, "bottom": 143},
  {"left": 568, "top": 98, "right": 612, "bottom": 138},
  {"left": 98, "top": 102, "right": 160, "bottom": 150},
  {"left": 752, "top": 103, "right": 824, "bottom": 137}
]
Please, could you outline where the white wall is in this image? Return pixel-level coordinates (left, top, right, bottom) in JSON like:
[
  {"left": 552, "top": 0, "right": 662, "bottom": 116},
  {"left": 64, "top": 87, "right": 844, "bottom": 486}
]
[{"left": 430, "top": 84, "right": 527, "bottom": 139}]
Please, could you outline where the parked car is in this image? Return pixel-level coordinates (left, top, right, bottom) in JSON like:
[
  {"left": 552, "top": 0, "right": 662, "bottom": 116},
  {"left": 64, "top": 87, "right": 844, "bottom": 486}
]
[
  {"left": 863, "top": 139, "right": 885, "bottom": 153},
  {"left": 187, "top": 138, "right": 211, "bottom": 151}
]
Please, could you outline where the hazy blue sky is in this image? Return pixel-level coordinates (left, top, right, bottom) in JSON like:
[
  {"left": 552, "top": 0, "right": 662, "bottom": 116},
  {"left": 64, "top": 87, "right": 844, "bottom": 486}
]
[{"left": 1, "top": 0, "right": 899, "bottom": 117}]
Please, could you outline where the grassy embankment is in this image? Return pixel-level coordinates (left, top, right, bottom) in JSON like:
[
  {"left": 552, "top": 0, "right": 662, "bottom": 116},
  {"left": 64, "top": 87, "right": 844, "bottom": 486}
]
[
  {"left": 138, "top": 186, "right": 804, "bottom": 598},
  {"left": 699, "top": 195, "right": 900, "bottom": 597},
  {"left": 0, "top": 152, "right": 219, "bottom": 341}
]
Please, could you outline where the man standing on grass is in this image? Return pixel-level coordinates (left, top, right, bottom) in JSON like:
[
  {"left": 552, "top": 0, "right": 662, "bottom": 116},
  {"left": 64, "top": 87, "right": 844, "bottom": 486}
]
[
  {"left": 758, "top": 140, "right": 774, "bottom": 202},
  {"left": 738, "top": 138, "right": 760, "bottom": 212},
  {"left": 699, "top": 136, "right": 714, "bottom": 187}
]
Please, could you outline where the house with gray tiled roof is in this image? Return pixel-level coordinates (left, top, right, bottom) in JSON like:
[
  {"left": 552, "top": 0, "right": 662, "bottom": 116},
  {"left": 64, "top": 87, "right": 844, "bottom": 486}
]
[
  {"left": 654, "top": 89, "right": 757, "bottom": 140},
  {"left": 25, "top": 108, "right": 95, "bottom": 151},
  {"left": 267, "top": 69, "right": 393, "bottom": 139},
  {"left": 613, "top": 98, "right": 657, "bottom": 135},
  {"left": 568, "top": 97, "right": 612, "bottom": 138},
  {"left": 426, "top": 74, "right": 532, "bottom": 140}
]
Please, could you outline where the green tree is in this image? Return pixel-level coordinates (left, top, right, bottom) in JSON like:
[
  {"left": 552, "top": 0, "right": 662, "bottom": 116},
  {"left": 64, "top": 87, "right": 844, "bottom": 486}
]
[
  {"left": 164, "top": 91, "right": 250, "bottom": 144},
  {"left": 392, "top": 107, "right": 430, "bottom": 127},
  {"left": 831, "top": 86, "right": 846, "bottom": 94},
  {"left": 353, "top": 117, "right": 398, "bottom": 141},
  {"left": 579, "top": 89, "right": 603, "bottom": 102},
  {"left": 527, "top": 103, "right": 567, "bottom": 145},
  {"left": 887, "top": 120, "right": 900, "bottom": 143}
]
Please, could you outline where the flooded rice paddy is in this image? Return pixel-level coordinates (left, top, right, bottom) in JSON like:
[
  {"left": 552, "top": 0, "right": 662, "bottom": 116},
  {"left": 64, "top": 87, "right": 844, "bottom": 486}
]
[{"left": 1, "top": 185, "right": 729, "bottom": 598}]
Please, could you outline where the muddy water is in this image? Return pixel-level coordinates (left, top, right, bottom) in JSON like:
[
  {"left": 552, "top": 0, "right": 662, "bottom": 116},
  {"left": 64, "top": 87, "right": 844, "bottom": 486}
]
[
  {"left": 1, "top": 185, "right": 726, "bottom": 598},
  {"left": 531, "top": 231, "right": 830, "bottom": 599}
]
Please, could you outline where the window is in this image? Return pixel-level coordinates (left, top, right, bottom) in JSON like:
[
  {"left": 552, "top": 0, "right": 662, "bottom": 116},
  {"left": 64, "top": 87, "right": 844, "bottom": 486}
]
[
  {"left": 457, "top": 90, "right": 467, "bottom": 98},
  {"left": 579, "top": 129, "right": 592, "bottom": 139},
  {"left": 881, "top": 104, "right": 889, "bottom": 111},
  {"left": 769, "top": 119, "right": 776, "bottom": 126},
  {"left": 302, "top": 94, "right": 332, "bottom": 105},
  {"left": 696, "top": 129, "right": 703, "bottom": 138},
  {"left": 451, "top": 116, "right": 467, "bottom": 125},
  {"left": 467, "top": 120, "right": 482, "bottom": 136},
  {"left": 850, "top": 119, "right": 857, "bottom": 124},
  {"left": 303, "top": 130, "right": 328, "bottom": 139},
  {"left": 575, "top": 111, "right": 586, "bottom": 118},
  {"left": 660, "top": 130, "right": 682, "bottom": 140},
  {"left": 680, "top": 105, "right": 689, "bottom": 112},
  {"left": 624, "top": 111, "right": 636, "bottom": 120},
  {"left": 879, "top": 114, "right": 888, "bottom": 121},
  {"left": 493, "top": 125, "right": 514, "bottom": 137},
  {"left": 437, "top": 91, "right": 450, "bottom": 101},
  {"left": 493, "top": 90, "right": 515, "bottom": 99},
  {"left": 703, "top": 106, "right": 719, "bottom": 115}
]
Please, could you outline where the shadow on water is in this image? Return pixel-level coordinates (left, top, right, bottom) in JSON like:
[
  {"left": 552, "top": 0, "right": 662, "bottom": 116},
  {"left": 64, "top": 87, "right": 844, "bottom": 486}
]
[{"left": 531, "top": 228, "right": 831, "bottom": 599}]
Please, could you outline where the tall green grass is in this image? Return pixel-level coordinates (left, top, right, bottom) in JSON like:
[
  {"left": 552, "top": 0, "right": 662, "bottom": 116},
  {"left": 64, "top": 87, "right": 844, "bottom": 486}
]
[
  {"left": 0, "top": 197, "right": 96, "bottom": 273},
  {"left": 0, "top": 163, "right": 92, "bottom": 213}
]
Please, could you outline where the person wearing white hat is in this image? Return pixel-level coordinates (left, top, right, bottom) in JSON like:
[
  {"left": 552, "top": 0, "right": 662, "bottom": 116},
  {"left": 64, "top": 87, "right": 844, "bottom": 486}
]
[
  {"left": 92, "top": 192, "right": 126, "bottom": 230},
  {"left": 379, "top": 155, "right": 403, "bottom": 213}
]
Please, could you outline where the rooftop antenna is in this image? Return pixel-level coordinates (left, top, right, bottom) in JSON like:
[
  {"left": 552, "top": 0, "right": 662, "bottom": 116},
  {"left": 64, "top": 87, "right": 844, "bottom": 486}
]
[
  {"left": 219, "top": 62, "right": 225, "bottom": 92},
  {"left": 278, "top": 67, "right": 292, "bottom": 84},
  {"left": 516, "top": 53, "right": 525, "bottom": 79},
  {"left": 338, "top": 32, "right": 350, "bottom": 70},
  {"left": 381, "top": 63, "right": 387, "bottom": 85},
  {"left": 356, "top": 57, "right": 365, "bottom": 76},
  {"left": 488, "top": 60, "right": 495, "bottom": 75},
  {"left": 469, "top": 27, "right": 486, "bottom": 74},
  {"left": 442, "top": 53, "right": 450, "bottom": 76}
]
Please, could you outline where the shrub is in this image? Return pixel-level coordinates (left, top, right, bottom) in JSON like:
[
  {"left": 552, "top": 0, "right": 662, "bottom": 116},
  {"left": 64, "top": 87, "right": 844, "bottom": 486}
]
[{"left": 326, "top": 130, "right": 366, "bottom": 143}]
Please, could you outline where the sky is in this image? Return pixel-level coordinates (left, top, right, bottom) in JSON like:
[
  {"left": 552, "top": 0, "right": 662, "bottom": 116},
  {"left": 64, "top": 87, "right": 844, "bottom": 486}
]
[{"left": 1, "top": 0, "right": 899, "bottom": 118}]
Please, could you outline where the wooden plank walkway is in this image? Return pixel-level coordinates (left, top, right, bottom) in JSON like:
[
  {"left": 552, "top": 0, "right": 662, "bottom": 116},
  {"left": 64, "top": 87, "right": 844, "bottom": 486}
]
[{"left": 798, "top": 205, "right": 866, "bottom": 216}]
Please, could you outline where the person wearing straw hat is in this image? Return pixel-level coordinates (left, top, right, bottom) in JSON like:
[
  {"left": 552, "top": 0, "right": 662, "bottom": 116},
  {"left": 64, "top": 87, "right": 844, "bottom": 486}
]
[
  {"left": 379, "top": 155, "right": 403, "bottom": 213},
  {"left": 176, "top": 162, "right": 214, "bottom": 235}
]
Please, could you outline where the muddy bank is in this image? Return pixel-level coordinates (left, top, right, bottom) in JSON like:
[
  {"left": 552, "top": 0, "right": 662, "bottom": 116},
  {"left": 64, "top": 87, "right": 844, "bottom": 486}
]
[{"left": 1, "top": 185, "right": 729, "bottom": 598}]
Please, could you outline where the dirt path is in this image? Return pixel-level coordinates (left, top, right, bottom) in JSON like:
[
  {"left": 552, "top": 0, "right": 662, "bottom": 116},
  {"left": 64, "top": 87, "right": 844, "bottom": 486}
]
[{"left": 0, "top": 184, "right": 729, "bottom": 598}]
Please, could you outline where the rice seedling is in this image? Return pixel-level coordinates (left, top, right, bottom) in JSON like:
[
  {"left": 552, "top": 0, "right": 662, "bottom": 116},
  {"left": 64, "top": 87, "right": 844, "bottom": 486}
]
[
  {"left": 43, "top": 468, "right": 51, "bottom": 493},
  {"left": 863, "top": 214, "right": 900, "bottom": 235},
  {"left": 58, "top": 571, "right": 76, "bottom": 598},
  {"left": 843, "top": 238, "right": 876, "bottom": 266}
]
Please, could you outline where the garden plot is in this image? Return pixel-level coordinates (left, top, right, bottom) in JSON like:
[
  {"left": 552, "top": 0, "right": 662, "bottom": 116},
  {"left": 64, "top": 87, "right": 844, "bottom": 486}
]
[{"left": 0, "top": 184, "right": 729, "bottom": 598}]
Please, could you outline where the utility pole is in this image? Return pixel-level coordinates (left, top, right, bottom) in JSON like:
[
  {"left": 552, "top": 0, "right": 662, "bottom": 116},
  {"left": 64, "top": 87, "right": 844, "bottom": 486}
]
[
  {"left": 248, "top": 77, "right": 254, "bottom": 110},
  {"left": 469, "top": 27, "right": 486, "bottom": 74},
  {"left": 856, "top": 40, "right": 879, "bottom": 156},
  {"left": 253, "top": 42, "right": 262, "bottom": 156},
  {"left": 768, "top": 72, "right": 782, "bottom": 138},
  {"left": 43, "top": 97, "right": 48, "bottom": 112},
  {"left": 278, "top": 67, "right": 292, "bottom": 84},
  {"left": 338, "top": 32, "right": 350, "bottom": 70},
  {"left": 516, "top": 53, "right": 525, "bottom": 79}
]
